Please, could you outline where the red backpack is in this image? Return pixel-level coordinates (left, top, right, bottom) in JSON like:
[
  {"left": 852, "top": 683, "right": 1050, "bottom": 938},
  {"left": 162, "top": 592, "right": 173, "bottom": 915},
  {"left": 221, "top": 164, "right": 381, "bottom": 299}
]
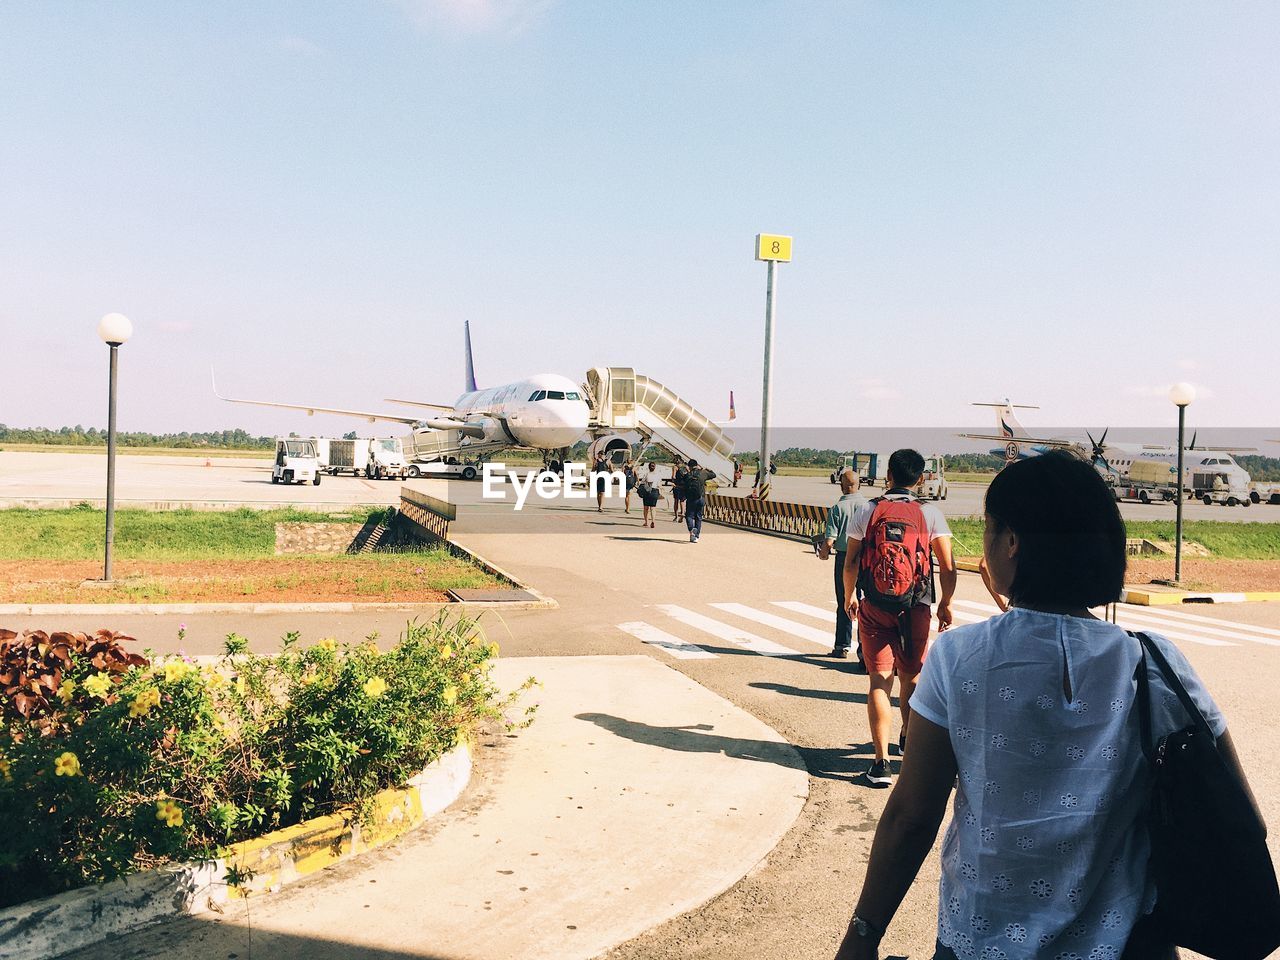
[{"left": 857, "top": 495, "right": 933, "bottom": 613}]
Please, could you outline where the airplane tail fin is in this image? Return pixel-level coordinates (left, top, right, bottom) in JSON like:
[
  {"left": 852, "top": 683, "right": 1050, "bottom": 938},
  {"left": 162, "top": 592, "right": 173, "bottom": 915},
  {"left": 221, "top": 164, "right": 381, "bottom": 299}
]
[
  {"left": 971, "top": 400, "right": 1038, "bottom": 440},
  {"left": 464, "top": 321, "right": 478, "bottom": 393}
]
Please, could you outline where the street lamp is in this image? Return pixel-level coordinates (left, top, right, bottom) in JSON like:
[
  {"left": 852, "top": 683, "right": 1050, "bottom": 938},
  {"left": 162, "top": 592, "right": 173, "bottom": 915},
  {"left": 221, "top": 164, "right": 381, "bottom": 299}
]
[
  {"left": 1168, "top": 381, "right": 1196, "bottom": 584},
  {"left": 97, "top": 312, "right": 133, "bottom": 582}
]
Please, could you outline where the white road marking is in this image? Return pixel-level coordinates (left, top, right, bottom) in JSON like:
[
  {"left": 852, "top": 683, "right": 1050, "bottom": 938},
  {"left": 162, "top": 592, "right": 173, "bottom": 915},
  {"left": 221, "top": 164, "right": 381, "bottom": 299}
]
[
  {"left": 710, "top": 603, "right": 831, "bottom": 646},
  {"left": 655, "top": 605, "right": 802, "bottom": 657},
  {"left": 1115, "top": 610, "right": 1267, "bottom": 647},
  {"left": 617, "top": 621, "right": 717, "bottom": 660},
  {"left": 1129, "top": 605, "right": 1280, "bottom": 640},
  {"left": 951, "top": 599, "right": 1236, "bottom": 648},
  {"left": 770, "top": 601, "right": 837, "bottom": 623}
]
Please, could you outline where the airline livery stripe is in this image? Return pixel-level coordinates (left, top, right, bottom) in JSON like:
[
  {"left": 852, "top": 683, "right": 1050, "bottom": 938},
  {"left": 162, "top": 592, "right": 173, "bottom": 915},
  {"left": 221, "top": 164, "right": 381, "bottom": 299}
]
[
  {"left": 655, "top": 605, "right": 800, "bottom": 657},
  {"left": 709, "top": 603, "right": 832, "bottom": 645},
  {"left": 771, "top": 601, "right": 838, "bottom": 623},
  {"left": 617, "top": 622, "right": 717, "bottom": 660}
]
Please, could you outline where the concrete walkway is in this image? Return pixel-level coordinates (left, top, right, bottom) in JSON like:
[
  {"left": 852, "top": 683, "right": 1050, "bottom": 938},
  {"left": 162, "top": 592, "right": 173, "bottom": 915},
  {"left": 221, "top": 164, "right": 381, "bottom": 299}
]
[{"left": 64, "top": 656, "right": 808, "bottom": 960}]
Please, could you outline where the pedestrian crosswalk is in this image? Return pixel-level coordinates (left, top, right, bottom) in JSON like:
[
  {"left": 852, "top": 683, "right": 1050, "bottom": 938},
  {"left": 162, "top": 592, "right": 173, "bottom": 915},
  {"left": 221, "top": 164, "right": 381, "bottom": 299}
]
[{"left": 618, "top": 598, "right": 1280, "bottom": 662}]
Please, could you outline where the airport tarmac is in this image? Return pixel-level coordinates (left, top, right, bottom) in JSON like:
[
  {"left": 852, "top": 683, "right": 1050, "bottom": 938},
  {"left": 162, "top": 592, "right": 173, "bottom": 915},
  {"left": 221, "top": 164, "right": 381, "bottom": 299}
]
[
  {"left": 3, "top": 450, "right": 1277, "bottom": 523},
  {"left": 8, "top": 465, "right": 1280, "bottom": 959}
]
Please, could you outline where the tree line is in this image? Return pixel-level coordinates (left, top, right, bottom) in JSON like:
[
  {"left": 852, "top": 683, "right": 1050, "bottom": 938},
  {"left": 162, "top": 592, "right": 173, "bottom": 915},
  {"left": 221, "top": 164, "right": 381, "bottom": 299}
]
[{"left": 0, "top": 425, "right": 275, "bottom": 450}]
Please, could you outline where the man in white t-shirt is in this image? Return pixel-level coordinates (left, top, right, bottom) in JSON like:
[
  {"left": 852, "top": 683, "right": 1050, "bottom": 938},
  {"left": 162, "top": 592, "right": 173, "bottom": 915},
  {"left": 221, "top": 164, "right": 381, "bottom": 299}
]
[{"left": 842, "top": 449, "right": 956, "bottom": 787}]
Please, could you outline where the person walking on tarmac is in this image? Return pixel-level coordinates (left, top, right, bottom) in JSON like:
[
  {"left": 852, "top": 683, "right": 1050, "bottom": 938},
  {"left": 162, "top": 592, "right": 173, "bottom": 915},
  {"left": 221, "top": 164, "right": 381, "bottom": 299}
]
[
  {"left": 622, "top": 459, "right": 637, "bottom": 514},
  {"left": 592, "top": 452, "right": 610, "bottom": 512},
  {"left": 732, "top": 458, "right": 743, "bottom": 488},
  {"left": 637, "top": 461, "right": 663, "bottom": 528},
  {"left": 843, "top": 449, "right": 956, "bottom": 788},
  {"left": 681, "top": 459, "right": 716, "bottom": 543},
  {"left": 670, "top": 459, "right": 689, "bottom": 522},
  {"left": 818, "top": 468, "right": 869, "bottom": 665}
]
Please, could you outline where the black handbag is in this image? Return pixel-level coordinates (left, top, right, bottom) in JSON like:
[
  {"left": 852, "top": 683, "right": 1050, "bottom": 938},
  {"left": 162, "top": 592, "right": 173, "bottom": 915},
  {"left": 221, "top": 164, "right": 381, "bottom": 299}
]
[{"left": 1133, "top": 631, "right": 1280, "bottom": 960}]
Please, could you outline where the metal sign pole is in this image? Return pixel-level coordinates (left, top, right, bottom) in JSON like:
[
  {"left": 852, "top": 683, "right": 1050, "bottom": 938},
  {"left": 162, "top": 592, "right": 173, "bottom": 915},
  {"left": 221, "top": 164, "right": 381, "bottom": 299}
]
[
  {"left": 758, "top": 259, "right": 776, "bottom": 498},
  {"left": 1175, "top": 403, "right": 1186, "bottom": 584}
]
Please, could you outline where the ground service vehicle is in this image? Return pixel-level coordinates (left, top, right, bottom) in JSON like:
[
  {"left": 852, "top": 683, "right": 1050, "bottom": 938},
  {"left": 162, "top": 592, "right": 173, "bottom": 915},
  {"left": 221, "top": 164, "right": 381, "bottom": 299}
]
[
  {"left": 323, "top": 438, "right": 408, "bottom": 479},
  {"left": 829, "top": 452, "right": 887, "bottom": 488},
  {"left": 405, "top": 458, "right": 481, "bottom": 481},
  {"left": 1110, "top": 459, "right": 1177, "bottom": 504},
  {"left": 915, "top": 455, "right": 948, "bottom": 500},
  {"left": 1192, "top": 468, "right": 1251, "bottom": 507},
  {"left": 1250, "top": 482, "right": 1280, "bottom": 505},
  {"left": 271, "top": 438, "right": 321, "bottom": 485}
]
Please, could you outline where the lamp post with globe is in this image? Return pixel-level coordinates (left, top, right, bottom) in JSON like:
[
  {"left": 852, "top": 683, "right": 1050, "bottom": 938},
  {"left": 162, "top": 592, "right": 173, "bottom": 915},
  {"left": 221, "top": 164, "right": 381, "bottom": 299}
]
[
  {"left": 97, "top": 312, "right": 133, "bottom": 582},
  {"left": 1169, "top": 381, "right": 1196, "bottom": 584}
]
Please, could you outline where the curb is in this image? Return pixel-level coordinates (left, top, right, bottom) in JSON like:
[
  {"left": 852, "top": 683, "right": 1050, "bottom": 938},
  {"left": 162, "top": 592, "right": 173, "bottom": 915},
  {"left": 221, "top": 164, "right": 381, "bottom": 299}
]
[
  {"left": 1119, "top": 588, "right": 1280, "bottom": 606},
  {"left": 0, "top": 598, "right": 554, "bottom": 616},
  {"left": 0, "top": 743, "right": 472, "bottom": 960}
]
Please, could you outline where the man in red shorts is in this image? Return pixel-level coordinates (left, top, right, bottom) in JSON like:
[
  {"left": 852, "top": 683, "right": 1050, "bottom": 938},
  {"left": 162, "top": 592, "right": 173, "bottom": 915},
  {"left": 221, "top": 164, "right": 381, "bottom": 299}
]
[{"left": 842, "top": 449, "right": 955, "bottom": 787}]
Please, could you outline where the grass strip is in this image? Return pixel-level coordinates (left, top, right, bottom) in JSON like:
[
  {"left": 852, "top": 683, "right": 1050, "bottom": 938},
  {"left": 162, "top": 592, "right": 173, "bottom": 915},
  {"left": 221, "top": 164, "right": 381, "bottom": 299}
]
[
  {"left": 943, "top": 517, "right": 1280, "bottom": 561},
  {"left": 0, "top": 507, "right": 389, "bottom": 561}
]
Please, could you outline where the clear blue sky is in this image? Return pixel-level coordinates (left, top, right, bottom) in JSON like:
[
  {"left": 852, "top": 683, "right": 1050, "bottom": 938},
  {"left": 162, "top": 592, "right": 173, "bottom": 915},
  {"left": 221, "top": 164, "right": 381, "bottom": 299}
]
[{"left": 3, "top": 2, "right": 1278, "bottom": 437}]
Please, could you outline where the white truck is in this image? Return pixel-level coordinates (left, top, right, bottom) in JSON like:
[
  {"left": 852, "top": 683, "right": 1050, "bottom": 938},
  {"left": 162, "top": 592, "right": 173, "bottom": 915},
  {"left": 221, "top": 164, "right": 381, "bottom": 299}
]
[
  {"left": 271, "top": 438, "right": 321, "bottom": 485},
  {"left": 1192, "top": 467, "right": 1252, "bottom": 507},
  {"left": 1249, "top": 482, "right": 1280, "bottom": 505},
  {"left": 405, "top": 457, "right": 481, "bottom": 481},
  {"left": 915, "top": 455, "right": 948, "bottom": 501},
  {"left": 319, "top": 438, "right": 409, "bottom": 480},
  {"left": 829, "top": 452, "right": 888, "bottom": 488}
]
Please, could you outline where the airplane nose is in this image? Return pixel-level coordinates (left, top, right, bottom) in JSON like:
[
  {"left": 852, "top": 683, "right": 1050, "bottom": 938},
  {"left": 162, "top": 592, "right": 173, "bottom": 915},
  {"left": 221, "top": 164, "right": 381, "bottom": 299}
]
[{"left": 543, "top": 402, "right": 589, "bottom": 448}]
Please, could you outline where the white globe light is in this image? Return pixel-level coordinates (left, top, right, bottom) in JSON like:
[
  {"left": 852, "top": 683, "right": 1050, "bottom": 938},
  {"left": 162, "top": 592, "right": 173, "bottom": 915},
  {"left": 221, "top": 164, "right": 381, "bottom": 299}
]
[
  {"left": 1168, "top": 382, "right": 1196, "bottom": 407},
  {"left": 97, "top": 312, "right": 133, "bottom": 345}
]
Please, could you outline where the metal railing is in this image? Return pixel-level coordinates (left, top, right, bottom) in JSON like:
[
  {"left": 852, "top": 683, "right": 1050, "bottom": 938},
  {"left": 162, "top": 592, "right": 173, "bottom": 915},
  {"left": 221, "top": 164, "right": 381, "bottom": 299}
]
[
  {"left": 398, "top": 488, "right": 456, "bottom": 542},
  {"left": 703, "top": 494, "right": 828, "bottom": 542}
]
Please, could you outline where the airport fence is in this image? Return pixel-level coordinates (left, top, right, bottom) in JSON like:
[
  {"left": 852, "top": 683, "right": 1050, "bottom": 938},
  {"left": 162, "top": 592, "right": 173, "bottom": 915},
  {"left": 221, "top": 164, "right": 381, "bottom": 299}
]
[{"left": 703, "top": 494, "right": 828, "bottom": 544}]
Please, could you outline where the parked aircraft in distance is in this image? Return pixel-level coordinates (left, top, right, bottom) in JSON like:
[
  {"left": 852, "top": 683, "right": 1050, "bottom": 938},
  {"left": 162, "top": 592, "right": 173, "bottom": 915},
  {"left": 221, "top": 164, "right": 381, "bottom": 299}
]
[
  {"left": 960, "top": 399, "right": 1255, "bottom": 490},
  {"left": 214, "top": 322, "right": 590, "bottom": 468}
]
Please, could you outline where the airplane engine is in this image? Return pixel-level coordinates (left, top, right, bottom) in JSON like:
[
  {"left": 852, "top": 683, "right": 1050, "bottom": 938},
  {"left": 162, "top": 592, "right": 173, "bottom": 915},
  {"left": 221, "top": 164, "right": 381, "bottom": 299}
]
[
  {"left": 478, "top": 418, "right": 510, "bottom": 444},
  {"left": 588, "top": 433, "right": 632, "bottom": 466}
]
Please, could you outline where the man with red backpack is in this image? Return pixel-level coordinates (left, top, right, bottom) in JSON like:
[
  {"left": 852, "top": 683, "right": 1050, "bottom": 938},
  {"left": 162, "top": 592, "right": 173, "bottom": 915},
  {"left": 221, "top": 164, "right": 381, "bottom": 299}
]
[{"left": 842, "top": 449, "right": 956, "bottom": 788}]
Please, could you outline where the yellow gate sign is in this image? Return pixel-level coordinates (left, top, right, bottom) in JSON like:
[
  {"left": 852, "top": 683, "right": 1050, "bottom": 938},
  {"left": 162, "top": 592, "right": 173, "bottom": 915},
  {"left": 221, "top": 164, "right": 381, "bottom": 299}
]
[{"left": 755, "top": 233, "right": 793, "bottom": 262}]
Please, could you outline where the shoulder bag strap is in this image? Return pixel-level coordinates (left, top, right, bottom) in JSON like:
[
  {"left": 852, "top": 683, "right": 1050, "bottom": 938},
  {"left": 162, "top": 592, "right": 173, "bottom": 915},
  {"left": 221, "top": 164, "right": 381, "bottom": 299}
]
[
  {"left": 1134, "top": 630, "right": 1216, "bottom": 742},
  {"left": 1130, "top": 631, "right": 1156, "bottom": 764}
]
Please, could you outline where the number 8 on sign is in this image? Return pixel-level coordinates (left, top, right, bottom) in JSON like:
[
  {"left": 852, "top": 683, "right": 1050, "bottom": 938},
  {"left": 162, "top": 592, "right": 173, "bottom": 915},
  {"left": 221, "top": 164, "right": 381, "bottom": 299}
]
[{"left": 755, "top": 234, "right": 793, "bottom": 262}]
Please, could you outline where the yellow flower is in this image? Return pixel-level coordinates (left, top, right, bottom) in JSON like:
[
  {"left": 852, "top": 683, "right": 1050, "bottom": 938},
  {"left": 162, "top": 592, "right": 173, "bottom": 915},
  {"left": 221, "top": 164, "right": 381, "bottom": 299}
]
[
  {"left": 162, "top": 661, "right": 192, "bottom": 684},
  {"left": 316, "top": 638, "right": 338, "bottom": 652},
  {"left": 441, "top": 685, "right": 458, "bottom": 706},
  {"left": 0, "top": 757, "right": 11, "bottom": 781},
  {"left": 362, "top": 676, "right": 387, "bottom": 699},
  {"left": 54, "top": 752, "right": 81, "bottom": 777},
  {"left": 83, "top": 672, "right": 113, "bottom": 699},
  {"left": 57, "top": 680, "right": 76, "bottom": 704},
  {"left": 439, "top": 644, "right": 453, "bottom": 660},
  {"left": 202, "top": 667, "right": 227, "bottom": 689},
  {"left": 155, "top": 799, "right": 184, "bottom": 828},
  {"left": 484, "top": 642, "right": 500, "bottom": 659},
  {"left": 235, "top": 676, "right": 247, "bottom": 696},
  {"left": 128, "top": 688, "right": 161, "bottom": 718}
]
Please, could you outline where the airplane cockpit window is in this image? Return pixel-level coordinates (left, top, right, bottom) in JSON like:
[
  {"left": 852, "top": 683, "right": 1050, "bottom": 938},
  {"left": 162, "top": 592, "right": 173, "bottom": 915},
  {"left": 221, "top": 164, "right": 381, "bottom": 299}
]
[
  {"left": 566, "top": 392, "right": 581, "bottom": 401},
  {"left": 546, "top": 390, "right": 566, "bottom": 400},
  {"left": 528, "top": 390, "right": 546, "bottom": 401}
]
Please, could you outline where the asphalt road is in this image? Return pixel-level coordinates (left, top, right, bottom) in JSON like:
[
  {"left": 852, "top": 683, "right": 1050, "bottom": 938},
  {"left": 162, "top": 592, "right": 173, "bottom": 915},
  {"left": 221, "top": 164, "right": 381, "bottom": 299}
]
[
  {"left": 3, "top": 450, "right": 1278, "bottom": 523},
  {"left": 10, "top": 486, "right": 1280, "bottom": 959}
]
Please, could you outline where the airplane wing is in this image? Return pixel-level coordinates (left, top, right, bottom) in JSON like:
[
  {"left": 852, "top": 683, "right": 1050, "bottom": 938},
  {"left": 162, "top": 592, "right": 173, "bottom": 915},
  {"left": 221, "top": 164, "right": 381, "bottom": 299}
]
[
  {"left": 212, "top": 369, "right": 422, "bottom": 425},
  {"left": 384, "top": 398, "right": 457, "bottom": 413},
  {"left": 957, "top": 433, "right": 1078, "bottom": 448},
  {"left": 1141, "top": 444, "right": 1258, "bottom": 452}
]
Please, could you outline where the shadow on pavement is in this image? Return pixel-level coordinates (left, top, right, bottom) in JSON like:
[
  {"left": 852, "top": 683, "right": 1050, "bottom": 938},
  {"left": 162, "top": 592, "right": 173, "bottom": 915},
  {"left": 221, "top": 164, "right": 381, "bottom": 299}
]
[
  {"left": 61, "top": 915, "right": 464, "bottom": 960},
  {"left": 574, "top": 713, "right": 806, "bottom": 772},
  {"left": 749, "top": 680, "right": 870, "bottom": 705}
]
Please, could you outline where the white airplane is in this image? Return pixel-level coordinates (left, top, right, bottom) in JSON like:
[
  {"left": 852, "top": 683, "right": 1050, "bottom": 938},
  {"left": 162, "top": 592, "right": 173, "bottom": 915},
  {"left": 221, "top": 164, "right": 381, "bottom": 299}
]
[
  {"left": 960, "top": 399, "right": 1254, "bottom": 490},
  {"left": 214, "top": 322, "right": 590, "bottom": 466}
]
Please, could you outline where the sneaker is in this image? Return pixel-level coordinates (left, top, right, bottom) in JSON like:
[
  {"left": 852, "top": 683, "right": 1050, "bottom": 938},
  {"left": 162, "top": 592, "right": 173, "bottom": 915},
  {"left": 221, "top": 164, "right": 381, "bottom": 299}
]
[
  {"left": 898, "top": 732, "right": 907, "bottom": 757},
  {"left": 830, "top": 647, "right": 849, "bottom": 660},
  {"left": 865, "top": 759, "right": 893, "bottom": 788},
  {"left": 690, "top": 534, "right": 697, "bottom": 542}
]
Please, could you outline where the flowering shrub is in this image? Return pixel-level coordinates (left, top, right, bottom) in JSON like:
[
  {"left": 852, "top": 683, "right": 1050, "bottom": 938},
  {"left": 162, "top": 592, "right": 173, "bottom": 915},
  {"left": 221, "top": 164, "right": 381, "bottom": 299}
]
[{"left": 0, "top": 615, "right": 531, "bottom": 907}]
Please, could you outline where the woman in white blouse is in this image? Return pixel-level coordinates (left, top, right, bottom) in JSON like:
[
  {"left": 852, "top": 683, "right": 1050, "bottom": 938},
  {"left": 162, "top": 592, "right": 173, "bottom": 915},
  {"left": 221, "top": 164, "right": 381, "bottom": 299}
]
[{"left": 835, "top": 452, "right": 1259, "bottom": 960}]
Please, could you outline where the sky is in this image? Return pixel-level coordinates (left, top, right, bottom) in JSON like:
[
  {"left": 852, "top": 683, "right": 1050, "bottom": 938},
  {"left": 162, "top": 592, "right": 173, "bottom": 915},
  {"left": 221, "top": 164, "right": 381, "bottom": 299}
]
[{"left": 2, "top": 1, "right": 1278, "bottom": 441}]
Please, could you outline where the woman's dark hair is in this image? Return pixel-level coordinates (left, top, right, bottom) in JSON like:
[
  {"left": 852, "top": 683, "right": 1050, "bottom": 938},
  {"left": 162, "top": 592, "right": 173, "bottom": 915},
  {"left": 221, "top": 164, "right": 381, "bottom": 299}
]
[{"left": 984, "top": 451, "right": 1126, "bottom": 608}]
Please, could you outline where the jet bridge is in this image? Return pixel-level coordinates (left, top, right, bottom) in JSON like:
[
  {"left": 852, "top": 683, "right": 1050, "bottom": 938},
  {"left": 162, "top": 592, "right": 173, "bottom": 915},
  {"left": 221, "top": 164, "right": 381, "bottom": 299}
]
[{"left": 585, "top": 367, "right": 737, "bottom": 484}]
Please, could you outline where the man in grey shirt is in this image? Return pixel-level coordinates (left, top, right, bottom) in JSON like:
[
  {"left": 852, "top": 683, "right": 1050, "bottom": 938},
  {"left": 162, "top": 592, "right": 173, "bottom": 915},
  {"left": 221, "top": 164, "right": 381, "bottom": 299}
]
[{"left": 818, "top": 468, "right": 868, "bottom": 664}]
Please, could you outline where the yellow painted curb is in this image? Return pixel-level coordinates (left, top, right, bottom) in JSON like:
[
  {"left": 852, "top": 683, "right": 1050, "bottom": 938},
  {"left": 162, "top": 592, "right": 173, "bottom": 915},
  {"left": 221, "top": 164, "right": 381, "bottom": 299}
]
[
  {"left": 1121, "top": 588, "right": 1280, "bottom": 606},
  {"left": 222, "top": 742, "right": 471, "bottom": 898},
  {"left": 956, "top": 560, "right": 981, "bottom": 573}
]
